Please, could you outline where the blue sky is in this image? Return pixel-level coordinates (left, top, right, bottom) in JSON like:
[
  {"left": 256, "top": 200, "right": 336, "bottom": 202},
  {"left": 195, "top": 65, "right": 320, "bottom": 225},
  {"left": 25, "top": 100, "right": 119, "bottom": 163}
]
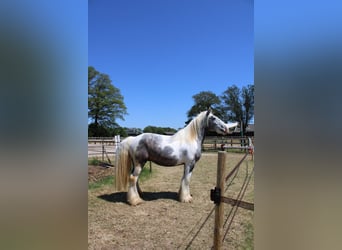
[{"left": 89, "top": 0, "right": 254, "bottom": 129}]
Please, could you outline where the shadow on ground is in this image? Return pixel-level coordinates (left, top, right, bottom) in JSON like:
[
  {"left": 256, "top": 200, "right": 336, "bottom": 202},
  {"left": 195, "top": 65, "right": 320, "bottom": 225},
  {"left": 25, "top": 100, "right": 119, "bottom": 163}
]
[{"left": 98, "top": 191, "right": 178, "bottom": 204}]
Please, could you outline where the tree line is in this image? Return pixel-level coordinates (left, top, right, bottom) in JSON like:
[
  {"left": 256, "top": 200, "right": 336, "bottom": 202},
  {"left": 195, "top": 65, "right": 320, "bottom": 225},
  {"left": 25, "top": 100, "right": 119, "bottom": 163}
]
[{"left": 88, "top": 66, "right": 254, "bottom": 137}]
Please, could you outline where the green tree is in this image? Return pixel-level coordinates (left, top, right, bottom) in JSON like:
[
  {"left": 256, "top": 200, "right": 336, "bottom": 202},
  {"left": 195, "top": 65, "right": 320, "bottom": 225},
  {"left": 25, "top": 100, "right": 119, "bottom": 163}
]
[
  {"left": 88, "top": 123, "right": 110, "bottom": 137},
  {"left": 186, "top": 91, "right": 221, "bottom": 124},
  {"left": 88, "top": 66, "right": 99, "bottom": 89},
  {"left": 143, "top": 126, "right": 177, "bottom": 134},
  {"left": 88, "top": 66, "right": 127, "bottom": 135},
  {"left": 221, "top": 84, "right": 254, "bottom": 133},
  {"left": 109, "top": 126, "right": 128, "bottom": 137}
]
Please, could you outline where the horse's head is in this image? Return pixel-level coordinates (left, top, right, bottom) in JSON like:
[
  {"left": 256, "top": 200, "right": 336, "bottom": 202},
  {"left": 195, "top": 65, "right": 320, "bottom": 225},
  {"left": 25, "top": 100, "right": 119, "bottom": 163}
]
[
  {"left": 206, "top": 109, "right": 239, "bottom": 135},
  {"left": 226, "top": 122, "right": 239, "bottom": 134},
  {"left": 206, "top": 110, "right": 228, "bottom": 135}
]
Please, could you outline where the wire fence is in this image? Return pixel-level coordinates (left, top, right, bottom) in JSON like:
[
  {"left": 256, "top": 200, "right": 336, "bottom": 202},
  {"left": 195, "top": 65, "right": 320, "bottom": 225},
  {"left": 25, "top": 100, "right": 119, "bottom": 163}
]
[
  {"left": 211, "top": 152, "right": 254, "bottom": 249},
  {"left": 177, "top": 151, "right": 254, "bottom": 249}
]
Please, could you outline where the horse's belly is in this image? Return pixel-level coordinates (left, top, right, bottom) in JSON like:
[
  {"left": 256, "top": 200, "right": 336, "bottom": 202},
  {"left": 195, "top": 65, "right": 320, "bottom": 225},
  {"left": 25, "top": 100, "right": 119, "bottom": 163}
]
[
  {"left": 146, "top": 145, "right": 184, "bottom": 166},
  {"left": 148, "top": 153, "right": 180, "bottom": 166}
]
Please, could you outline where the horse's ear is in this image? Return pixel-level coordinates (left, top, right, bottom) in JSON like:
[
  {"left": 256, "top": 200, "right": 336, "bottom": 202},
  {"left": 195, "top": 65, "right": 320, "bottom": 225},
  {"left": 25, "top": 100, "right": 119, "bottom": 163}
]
[{"left": 206, "top": 107, "right": 212, "bottom": 116}]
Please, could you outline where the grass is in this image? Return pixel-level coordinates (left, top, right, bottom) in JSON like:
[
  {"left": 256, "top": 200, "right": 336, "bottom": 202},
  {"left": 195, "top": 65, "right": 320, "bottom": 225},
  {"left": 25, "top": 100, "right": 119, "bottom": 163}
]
[
  {"left": 240, "top": 221, "right": 254, "bottom": 250},
  {"left": 88, "top": 175, "right": 114, "bottom": 190},
  {"left": 139, "top": 165, "right": 153, "bottom": 182},
  {"left": 88, "top": 157, "right": 100, "bottom": 166},
  {"left": 225, "top": 149, "right": 249, "bottom": 154}
]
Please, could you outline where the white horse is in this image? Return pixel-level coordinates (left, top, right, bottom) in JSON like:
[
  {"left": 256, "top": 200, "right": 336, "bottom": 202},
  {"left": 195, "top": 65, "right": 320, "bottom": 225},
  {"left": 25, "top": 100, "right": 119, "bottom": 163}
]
[{"left": 115, "top": 108, "right": 238, "bottom": 205}]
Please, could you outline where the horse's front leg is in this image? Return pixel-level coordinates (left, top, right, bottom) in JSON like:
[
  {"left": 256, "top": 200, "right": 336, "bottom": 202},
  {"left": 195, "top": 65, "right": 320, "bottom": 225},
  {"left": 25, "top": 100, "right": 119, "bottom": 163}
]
[{"left": 178, "top": 164, "right": 194, "bottom": 203}]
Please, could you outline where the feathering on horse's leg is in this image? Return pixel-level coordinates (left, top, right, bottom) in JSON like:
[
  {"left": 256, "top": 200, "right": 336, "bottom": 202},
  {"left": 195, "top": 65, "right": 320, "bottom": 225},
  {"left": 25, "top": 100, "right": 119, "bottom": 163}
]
[
  {"left": 127, "top": 164, "right": 144, "bottom": 206},
  {"left": 178, "top": 164, "right": 193, "bottom": 203}
]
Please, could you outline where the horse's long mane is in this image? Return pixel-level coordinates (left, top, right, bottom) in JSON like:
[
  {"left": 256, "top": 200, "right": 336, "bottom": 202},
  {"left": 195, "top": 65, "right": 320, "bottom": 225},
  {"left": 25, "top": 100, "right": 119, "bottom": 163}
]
[{"left": 175, "top": 111, "right": 207, "bottom": 142}]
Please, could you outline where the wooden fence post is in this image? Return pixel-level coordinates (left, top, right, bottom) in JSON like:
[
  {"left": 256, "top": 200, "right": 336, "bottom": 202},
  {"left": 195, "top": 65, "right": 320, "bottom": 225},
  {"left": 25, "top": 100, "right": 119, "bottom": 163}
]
[
  {"left": 102, "top": 142, "right": 104, "bottom": 162},
  {"left": 213, "top": 151, "right": 226, "bottom": 250}
]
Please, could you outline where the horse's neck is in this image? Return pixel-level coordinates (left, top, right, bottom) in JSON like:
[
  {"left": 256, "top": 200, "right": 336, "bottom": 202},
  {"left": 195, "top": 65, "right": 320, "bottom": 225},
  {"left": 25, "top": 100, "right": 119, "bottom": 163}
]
[
  {"left": 198, "top": 127, "right": 207, "bottom": 147},
  {"left": 183, "top": 116, "right": 207, "bottom": 144},
  {"left": 199, "top": 128, "right": 206, "bottom": 144}
]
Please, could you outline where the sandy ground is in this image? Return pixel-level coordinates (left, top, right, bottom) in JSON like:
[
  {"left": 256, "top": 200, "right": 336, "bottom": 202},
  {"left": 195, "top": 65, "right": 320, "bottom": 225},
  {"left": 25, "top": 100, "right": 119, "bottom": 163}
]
[{"left": 88, "top": 152, "right": 254, "bottom": 249}]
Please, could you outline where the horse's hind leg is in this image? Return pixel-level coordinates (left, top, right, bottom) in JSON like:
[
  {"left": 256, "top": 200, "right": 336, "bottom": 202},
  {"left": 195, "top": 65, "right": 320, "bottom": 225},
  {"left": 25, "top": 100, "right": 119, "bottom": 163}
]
[
  {"left": 127, "top": 165, "right": 144, "bottom": 206},
  {"left": 136, "top": 180, "right": 143, "bottom": 197},
  {"left": 136, "top": 162, "right": 147, "bottom": 197}
]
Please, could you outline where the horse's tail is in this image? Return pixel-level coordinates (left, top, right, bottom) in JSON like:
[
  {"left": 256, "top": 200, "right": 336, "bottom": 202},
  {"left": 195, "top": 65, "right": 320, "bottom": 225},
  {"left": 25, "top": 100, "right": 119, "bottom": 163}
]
[{"left": 115, "top": 137, "right": 133, "bottom": 191}]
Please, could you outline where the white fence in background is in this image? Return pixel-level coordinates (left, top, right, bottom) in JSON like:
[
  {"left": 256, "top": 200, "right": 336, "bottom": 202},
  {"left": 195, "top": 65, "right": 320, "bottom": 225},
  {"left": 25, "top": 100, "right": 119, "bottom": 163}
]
[{"left": 88, "top": 136, "right": 121, "bottom": 162}]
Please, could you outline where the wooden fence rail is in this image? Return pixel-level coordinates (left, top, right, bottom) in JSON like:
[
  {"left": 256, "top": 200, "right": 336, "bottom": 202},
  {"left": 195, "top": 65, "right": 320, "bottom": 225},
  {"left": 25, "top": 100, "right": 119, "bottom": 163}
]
[
  {"left": 88, "top": 136, "right": 254, "bottom": 150},
  {"left": 202, "top": 136, "right": 254, "bottom": 152}
]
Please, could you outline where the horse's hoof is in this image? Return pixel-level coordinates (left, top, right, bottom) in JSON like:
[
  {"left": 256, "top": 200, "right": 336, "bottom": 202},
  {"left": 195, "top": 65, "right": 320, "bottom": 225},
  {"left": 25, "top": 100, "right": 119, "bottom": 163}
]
[
  {"left": 179, "top": 195, "right": 193, "bottom": 203},
  {"left": 128, "top": 197, "right": 144, "bottom": 206}
]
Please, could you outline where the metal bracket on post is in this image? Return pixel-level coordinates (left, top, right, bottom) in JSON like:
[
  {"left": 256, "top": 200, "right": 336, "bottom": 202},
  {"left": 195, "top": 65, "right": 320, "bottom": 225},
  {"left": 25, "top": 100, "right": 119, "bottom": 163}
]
[{"left": 210, "top": 187, "right": 221, "bottom": 204}]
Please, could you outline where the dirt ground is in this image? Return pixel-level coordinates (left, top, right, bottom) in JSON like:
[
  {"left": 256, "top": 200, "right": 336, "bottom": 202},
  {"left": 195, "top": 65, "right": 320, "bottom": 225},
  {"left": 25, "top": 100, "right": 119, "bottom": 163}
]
[
  {"left": 88, "top": 152, "right": 254, "bottom": 249},
  {"left": 88, "top": 164, "right": 115, "bottom": 183}
]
